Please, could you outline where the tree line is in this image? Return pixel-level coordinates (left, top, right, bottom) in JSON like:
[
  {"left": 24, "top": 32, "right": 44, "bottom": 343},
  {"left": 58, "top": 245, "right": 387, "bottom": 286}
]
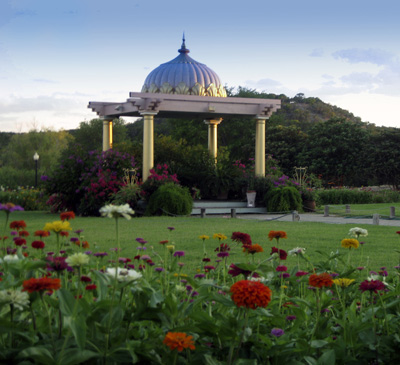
[{"left": 1, "top": 87, "right": 399, "bottom": 189}]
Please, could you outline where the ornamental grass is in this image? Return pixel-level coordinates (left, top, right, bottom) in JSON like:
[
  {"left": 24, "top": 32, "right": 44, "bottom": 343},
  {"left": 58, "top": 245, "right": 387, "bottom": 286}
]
[{"left": 1, "top": 206, "right": 400, "bottom": 363}]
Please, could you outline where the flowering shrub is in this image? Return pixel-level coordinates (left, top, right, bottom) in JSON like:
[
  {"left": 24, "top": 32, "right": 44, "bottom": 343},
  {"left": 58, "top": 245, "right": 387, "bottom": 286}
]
[
  {"left": 1, "top": 206, "right": 400, "bottom": 363},
  {"left": 44, "top": 147, "right": 135, "bottom": 215},
  {"left": 140, "top": 163, "right": 179, "bottom": 201}
]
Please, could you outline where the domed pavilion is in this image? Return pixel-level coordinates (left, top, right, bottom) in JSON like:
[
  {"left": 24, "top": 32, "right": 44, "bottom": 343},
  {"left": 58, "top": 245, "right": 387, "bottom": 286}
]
[{"left": 88, "top": 37, "right": 280, "bottom": 181}]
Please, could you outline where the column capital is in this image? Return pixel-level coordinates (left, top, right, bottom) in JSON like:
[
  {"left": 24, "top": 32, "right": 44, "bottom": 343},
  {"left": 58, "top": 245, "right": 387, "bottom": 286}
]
[
  {"left": 140, "top": 111, "right": 158, "bottom": 116},
  {"left": 203, "top": 118, "right": 223, "bottom": 126}
]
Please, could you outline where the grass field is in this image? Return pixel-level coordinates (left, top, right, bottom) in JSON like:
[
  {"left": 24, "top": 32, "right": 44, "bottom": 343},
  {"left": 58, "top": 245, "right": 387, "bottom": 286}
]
[
  {"left": 314, "top": 202, "right": 400, "bottom": 218},
  {"left": 4, "top": 210, "right": 400, "bottom": 273}
]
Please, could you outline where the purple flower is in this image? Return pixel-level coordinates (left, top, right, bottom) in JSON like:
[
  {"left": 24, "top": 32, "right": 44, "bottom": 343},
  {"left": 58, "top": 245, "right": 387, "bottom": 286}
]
[
  {"left": 136, "top": 237, "right": 147, "bottom": 244},
  {"left": 70, "top": 237, "right": 79, "bottom": 243},
  {"left": 0, "top": 203, "right": 24, "bottom": 213},
  {"left": 74, "top": 229, "right": 84, "bottom": 234},
  {"left": 10, "top": 231, "right": 18, "bottom": 236},
  {"left": 155, "top": 267, "right": 165, "bottom": 272},
  {"left": 286, "top": 315, "right": 297, "bottom": 321},
  {"left": 280, "top": 273, "right": 290, "bottom": 278},
  {"left": 173, "top": 251, "right": 185, "bottom": 257},
  {"left": 217, "top": 252, "right": 229, "bottom": 258},
  {"left": 167, "top": 227, "right": 175, "bottom": 231},
  {"left": 194, "top": 273, "right": 206, "bottom": 278},
  {"left": 140, "top": 255, "right": 151, "bottom": 260},
  {"left": 271, "top": 328, "right": 284, "bottom": 337},
  {"left": 94, "top": 252, "right": 108, "bottom": 257}
]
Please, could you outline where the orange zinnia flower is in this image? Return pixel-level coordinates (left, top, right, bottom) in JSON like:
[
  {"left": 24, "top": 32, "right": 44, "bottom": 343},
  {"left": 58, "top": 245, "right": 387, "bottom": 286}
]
[
  {"left": 230, "top": 280, "right": 272, "bottom": 309},
  {"left": 268, "top": 230, "right": 287, "bottom": 241},
  {"left": 60, "top": 211, "right": 75, "bottom": 221},
  {"left": 82, "top": 241, "right": 90, "bottom": 249},
  {"left": 22, "top": 277, "right": 61, "bottom": 293},
  {"left": 34, "top": 230, "right": 50, "bottom": 238},
  {"left": 163, "top": 332, "right": 196, "bottom": 352},
  {"left": 308, "top": 273, "right": 333, "bottom": 289},
  {"left": 243, "top": 243, "right": 264, "bottom": 254}
]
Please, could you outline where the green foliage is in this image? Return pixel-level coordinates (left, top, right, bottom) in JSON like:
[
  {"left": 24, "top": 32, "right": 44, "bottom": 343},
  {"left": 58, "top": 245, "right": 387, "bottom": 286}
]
[
  {"left": 0, "top": 167, "right": 37, "bottom": 189},
  {"left": 0, "top": 188, "right": 48, "bottom": 210},
  {"left": 145, "top": 182, "right": 193, "bottom": 216},
  {"left": 265, "top": 186, "right": 302, "bottom": 212},
  {"left": 69, "top": 118, "right": 128, "bottom": 152},
  {"left": 110, "top": 183, "right": 142, "bottom": 210}
]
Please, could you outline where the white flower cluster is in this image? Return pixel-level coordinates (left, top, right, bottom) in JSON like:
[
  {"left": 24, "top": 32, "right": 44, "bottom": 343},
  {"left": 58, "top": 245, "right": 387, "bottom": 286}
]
[
  {"left": 106, "top": 268, "right": 142, "bottom": 282},
  {"left": 288, "top": 247, "right": 306, "bottom": 256},
  {"left": 99, "top": 204, "right": 134, "bottom": 220},
  {"left": 66, "top": 253, "right": 90, "bottom": 267},
  {"left": 348, "top": 227, "right": 368, "bottom": 238},
  {"left": 0, "top": 255, "right": 20, "bottom": 263},
  {"left": 0, "top": 289, "right": 30, "bottom": 311}
]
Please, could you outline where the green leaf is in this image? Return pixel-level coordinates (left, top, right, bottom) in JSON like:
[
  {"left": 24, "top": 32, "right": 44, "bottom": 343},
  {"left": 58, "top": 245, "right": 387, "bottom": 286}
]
[
  {"left": 64, "top": 315, "right": 87, "bottom": 351},
  {"left": 17, "top": 347, "right": 55, "bottom": 364},
  {"left": 57, "top": 288, "right": 78, "bottom": 316},
  {"left": 304, "top": 356, "right": 318, "bottom": 365},
  {"left": 310, "top": 340, "right": 328, "bottom": 348},
  {"left": 57, "top": 349, "right": 99, "bottom": 365},
  {"left": 203, "top": 354, "right": 224, "bottom": 365},
  {"left": 317, "top": 350, "right": 336, "bottom": 365},
  {"left": 235, "top": 359, "right": 258, "bottom": 365},
  {"left": 149, "top": 290, "right": 164, "bottom": 307}
]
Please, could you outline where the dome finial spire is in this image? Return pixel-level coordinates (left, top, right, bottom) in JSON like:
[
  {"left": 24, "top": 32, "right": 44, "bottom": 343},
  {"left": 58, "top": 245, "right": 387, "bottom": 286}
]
[{"left": 178, "top": 32, "right": 189, "bottom": 54}]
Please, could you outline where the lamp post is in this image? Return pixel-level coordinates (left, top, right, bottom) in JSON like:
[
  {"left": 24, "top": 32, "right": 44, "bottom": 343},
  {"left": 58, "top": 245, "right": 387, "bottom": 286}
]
[{"left": 33, "top": 152, "right": 39, "bottom": 187}]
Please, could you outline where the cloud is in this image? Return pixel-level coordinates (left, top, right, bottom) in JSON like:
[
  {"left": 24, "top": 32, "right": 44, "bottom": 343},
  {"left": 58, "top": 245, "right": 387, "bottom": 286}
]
[
  {"left": 244, "top": 78, "right": 282, "bottom": 89},
  {"left": 309, "top": 48, "right": 324, "bottom": 57},
  {"left": 33, "top": 78, "right": 58, "bottom": 84},
  {"left": 332, "top": 48, "right": 394, "bottom": 66},
  {"left": 0, "top": 94, "right": 82, "bottom": 114},
  {"left": 340, "top": 72, "right": 377, "bottom": 87}
]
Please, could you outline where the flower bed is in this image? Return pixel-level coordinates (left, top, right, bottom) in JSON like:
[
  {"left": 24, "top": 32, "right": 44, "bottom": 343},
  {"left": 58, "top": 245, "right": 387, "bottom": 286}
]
[{"left": 1, "top": 203, "right": 400, "bottom": 363}]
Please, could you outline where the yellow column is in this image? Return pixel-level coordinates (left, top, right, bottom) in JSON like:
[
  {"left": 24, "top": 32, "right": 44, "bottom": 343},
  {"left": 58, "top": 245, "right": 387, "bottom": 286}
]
[
  {"left": 204, "top": 118, "right": 222, "bottom": 161},
  {"left": 255, "top": 118, "right": 267, "bottom": 176},
  {"left": 141, "top": 112, "right": 157, "bottom": 182},
  {"left": 102, "top": 119, "right": 113, "bottom": 151}
]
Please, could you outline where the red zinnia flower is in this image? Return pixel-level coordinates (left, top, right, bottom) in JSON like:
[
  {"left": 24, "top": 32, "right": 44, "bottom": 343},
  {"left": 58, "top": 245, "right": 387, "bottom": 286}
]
[
  {"left": 163, "top": 332, "right": 195, "bottom": 352},
  {"left": 34, "top": 230, "right": 50, "bottom": 238},
  {"left": 32, "top": 240, "right": 45, "bottom": 249},
  {"left": 19, "top": 230, "right": 30, "bottom": 237},
  {"left": 60, "top": 231, "right": 69, "bottom": 237},
  {"left": 14, "top": 237, "right": 26, "bottom": 246},
  {"left": 231, "top": 232, "right": 252, "bottom": 246},
  {"left": 10, "top": 220, "right": 27, "bottom": 231},
  {"left": 85, "top": 284, "right": 97, "bottom": 291},
  {"left": 271, "top": 247, "right": 287, "bottom": 260},
  {"left": 230, "top": 280, "right": 272, "bottom": 309},
  {"left": 22, "top": 277, "right": 61, "bottom": 293},
  {"left": 60, "top": 211, "right": 75, "bottom": 221},
  {"left": 159, "top": 240, "right": 169, "bottom": 245},
  {"left": 276, "top": 265, "right": 288, "bottom": 272},
  {"left": 80, "top": 275, "right": 92, "bottom": 282},
  {"left": 359, "top": 280, "right": 386, "bottom": 293},
  {"left": 309, "top": 273, "right": 333, "bottom": 289}
]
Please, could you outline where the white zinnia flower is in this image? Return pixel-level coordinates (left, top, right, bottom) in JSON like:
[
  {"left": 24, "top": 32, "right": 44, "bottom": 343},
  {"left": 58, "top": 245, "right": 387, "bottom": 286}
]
[
  {"left": 2, "top": 255, "right": 20, "bottom": 263},
  {"left": 99, "top": 204, "right": 134, "bottom": 220},
  {"left": 66, "top": 253, "right": 90, "bottom": 267},
  {"left": 348, "top": 227, "right": 368, "bottom": 238},
  {"left": 0, "top": 289, "right": 30, "bottom": 311},
  {"left": 288, "top": 247, "right": 306, "bottom": 256},
  {"left": 106, "top": 267, "right": 142, "bottom": 282}
]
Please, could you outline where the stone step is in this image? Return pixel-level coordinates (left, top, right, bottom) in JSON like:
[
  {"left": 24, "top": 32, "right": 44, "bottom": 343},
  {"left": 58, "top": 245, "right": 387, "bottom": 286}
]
[{"left": 191, "top": 200, "right": 267, "bottom": 215}]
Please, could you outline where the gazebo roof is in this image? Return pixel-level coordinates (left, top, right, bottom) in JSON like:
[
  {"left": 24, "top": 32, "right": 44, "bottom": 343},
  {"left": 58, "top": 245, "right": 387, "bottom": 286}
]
[{"left": 141, "top": 36, "right": 227, "bottom": 98}]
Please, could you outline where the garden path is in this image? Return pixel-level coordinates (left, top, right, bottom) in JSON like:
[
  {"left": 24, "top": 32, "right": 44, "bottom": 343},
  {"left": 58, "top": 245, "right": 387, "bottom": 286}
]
[{"left": 233, "top": 213, "right": 400, "bottom": 227}]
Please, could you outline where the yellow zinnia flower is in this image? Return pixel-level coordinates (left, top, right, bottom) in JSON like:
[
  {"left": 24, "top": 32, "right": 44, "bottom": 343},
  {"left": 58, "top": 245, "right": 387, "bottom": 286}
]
[
  {"left": 341, "top": 238, "right": 359, "bottom": 249},
  {"left": 333, "top": 278, "right": 355, "bottom": 288},
  {"left": 213, "top": 233, "right": 227, "bottom": 241},
  {"left": 43, "top": 221, "right": 72, "bottom": 233},
  {"left": 199, "top": 235, "right": 210, "bottom": 240},
  {"left": 166, "top": 245, "right": 175, "bottom": 253}
]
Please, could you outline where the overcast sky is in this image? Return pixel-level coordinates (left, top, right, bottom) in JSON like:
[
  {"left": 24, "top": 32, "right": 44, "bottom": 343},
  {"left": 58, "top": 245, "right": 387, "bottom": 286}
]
[{"left": 1, "top": 0, "right": 399, "bottom": 132}]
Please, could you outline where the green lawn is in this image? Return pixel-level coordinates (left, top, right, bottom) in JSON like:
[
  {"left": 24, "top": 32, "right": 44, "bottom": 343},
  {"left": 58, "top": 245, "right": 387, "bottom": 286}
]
[
  {"left": 315, "top": 202, "right": 400, "bottom": 218},
  {"left": 4, "top": 211, "right": 400, "bottom": 273}
]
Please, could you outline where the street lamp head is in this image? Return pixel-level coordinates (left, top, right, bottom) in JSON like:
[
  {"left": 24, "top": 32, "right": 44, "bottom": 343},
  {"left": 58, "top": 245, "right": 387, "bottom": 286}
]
[{"left": 33, "top": 152, "right": 39, "bottom": 161}]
